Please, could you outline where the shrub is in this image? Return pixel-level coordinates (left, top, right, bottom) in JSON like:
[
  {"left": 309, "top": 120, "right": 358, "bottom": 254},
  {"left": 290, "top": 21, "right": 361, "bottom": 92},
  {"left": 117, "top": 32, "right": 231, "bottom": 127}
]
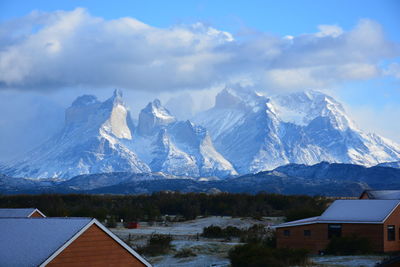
[
  {"left": 264, "top": 231, "right": 277, "bottom": 248},
  {"left": 174, "top": 248, "right": 197, "bottom": 258},
  {"left": 201, "top": 225, "right": 224, "bottom": 238},
  {"left": 240, "top": 224, "right": 267, "bottom": 244},
  {"left": 225, "top": 225, "right": 242, "bottom": 237},
  {"left": 137, "top": 234, "right": 172, "bottom": 256},
  {"left": 325, "top": 235, "right": 372, "bottom": 255},
  {"left": 229, "top": 243, "right": 308, "bottom": 267},
  {"left": 202, "top": 225, "right": 246, "bottom": 239},
  {"left": 201, "top": 224, "right": 276, "bottom": 246}
]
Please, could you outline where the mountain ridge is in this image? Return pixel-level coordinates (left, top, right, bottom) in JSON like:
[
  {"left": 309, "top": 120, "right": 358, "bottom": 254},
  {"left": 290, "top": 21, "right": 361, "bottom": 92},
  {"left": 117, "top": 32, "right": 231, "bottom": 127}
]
[
  {"left": 194, "top": 87, "right": 400, "bottom": 173},
  {"left": 2, "top": 87, "right": 400, "bottom": 179},
  {"left": 3, "top": 161, "right": 400, "bottom": 196}
]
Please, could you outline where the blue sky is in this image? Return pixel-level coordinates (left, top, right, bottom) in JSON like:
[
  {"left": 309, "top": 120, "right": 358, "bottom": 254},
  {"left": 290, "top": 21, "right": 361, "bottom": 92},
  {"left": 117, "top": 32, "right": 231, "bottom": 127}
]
[
  {"left": 0, "top": 0, "right": 399, "bottom": 158},
  {"left": 1, "top": 0, "right": 399, "bottom": 40}
]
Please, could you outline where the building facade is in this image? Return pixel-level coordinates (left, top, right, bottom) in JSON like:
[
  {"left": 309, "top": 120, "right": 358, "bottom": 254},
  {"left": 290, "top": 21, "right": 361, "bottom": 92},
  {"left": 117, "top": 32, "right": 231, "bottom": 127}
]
[
  {"left": 276, "top": 200, "right": 400, "bottom": 254},
  {"left": 0, "top": 218, "right": 151, "bottom": 266}
]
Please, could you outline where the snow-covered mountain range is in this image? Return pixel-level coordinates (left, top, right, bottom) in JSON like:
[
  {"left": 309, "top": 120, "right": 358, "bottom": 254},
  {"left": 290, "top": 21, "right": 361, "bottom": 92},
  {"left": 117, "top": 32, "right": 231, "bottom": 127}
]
[
  {"left": 1, "top": 90, "right": 236, "bottom": 178},
  {"left": 194, "top": 87, "right": 400, "bottom": 173},
  {"left": 1, "top": 90, "right": 150, "bottom": 178},
  {"left": 127, "top": 98, "right": 237, "bottom": 177},
  {"left": 2, "top": 87, "right": 400, "bottom": 179}
]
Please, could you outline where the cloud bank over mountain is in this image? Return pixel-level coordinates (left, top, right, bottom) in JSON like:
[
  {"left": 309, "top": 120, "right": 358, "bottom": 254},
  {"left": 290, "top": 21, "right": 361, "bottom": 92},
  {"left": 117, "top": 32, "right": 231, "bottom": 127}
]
[{"left": 0, "top": 8, "right": 398, "bottom": 92}]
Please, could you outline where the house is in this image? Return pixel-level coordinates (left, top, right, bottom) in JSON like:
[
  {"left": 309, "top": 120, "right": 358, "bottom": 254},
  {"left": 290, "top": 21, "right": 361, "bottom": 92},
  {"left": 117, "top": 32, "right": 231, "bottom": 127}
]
[
  {"left": 360, "top": 190, "right": 400, "bottom": 200},
  {"left": 0, "top": 217, "right": 151, "bottom": 266},
  {"left": 276, "top": 200, "right": 400, "bottom": 254},
  {"left": 0, "top": 208, "right": 46, "bottom": 218}
]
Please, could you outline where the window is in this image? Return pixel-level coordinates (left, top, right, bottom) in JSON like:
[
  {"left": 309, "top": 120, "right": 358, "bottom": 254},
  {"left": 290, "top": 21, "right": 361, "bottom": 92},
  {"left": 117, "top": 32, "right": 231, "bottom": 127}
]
[
  {"left": 388, "top": 225, "right": 395, "bottom": 241},
  {"left": 284, "top": 230, "right": 290, "bottom": 236},
  {"left": 328, "top": 224, "right": 342, "bottom": 239},
  {"left": 304, "top": 230, "right": 311, "bottom": 236}
]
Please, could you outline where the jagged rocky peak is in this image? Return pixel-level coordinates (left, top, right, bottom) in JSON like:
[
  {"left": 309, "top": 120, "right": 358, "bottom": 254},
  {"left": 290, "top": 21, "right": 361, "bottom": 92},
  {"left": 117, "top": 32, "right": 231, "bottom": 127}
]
[
  {"left": 214, "top": 86, "right": 270, "bottom": 112},
  {"left": 215, "top": 88, "right": 242, "bottom": 109},
  {"left": 101, "top": 89, "right": 124, "bottom": 108},
  {"left": 100, "top": 89, "right": 133, "bottom": 140},
  {"left": 137, "top": 99, "right": 176, "bottom": 136},
  {"left": 169, "top": 120, "right": 206, "bottom": 147},
  {"left": 65, "top": 95, "right": 101, "bottom": 126},
  {"left": 71, "top": 95, "right": 99, "bottom": 107},
  {"left": 65, "top": 89, "right": 133, "bottom": 139},
  {"left": 271, "top": 90, "right": 355, "bottom": 130},
  {"left": 4, "top": 89, "right": 149, "bottom": 179}
]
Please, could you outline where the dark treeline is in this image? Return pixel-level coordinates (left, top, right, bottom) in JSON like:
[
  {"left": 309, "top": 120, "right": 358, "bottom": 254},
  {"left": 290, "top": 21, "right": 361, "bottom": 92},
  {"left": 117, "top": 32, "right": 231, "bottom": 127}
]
[{"left": 0, "top": 192, "right": 329, "bottom": 222}]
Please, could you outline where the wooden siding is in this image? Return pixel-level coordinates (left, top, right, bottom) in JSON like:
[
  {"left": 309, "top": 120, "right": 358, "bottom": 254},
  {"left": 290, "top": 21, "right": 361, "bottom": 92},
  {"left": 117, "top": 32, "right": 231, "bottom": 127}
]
[
  {"left": 277, "top": 223, "right": 383, "bottom": 254},
  {"left": 342, "top": 224, "right": 383, "bottom": 252},
  {"left": 47, "top": 224, "right": 146, "bottom": 267},
  {"left": 277, "top": 224, "right": 328, "bottom": 254},
  {"left": 29, "top": 211, "right": 44, "bottom": 218},
  {"left": 383, "top": 206, "right": 400, "bottom": 252}
]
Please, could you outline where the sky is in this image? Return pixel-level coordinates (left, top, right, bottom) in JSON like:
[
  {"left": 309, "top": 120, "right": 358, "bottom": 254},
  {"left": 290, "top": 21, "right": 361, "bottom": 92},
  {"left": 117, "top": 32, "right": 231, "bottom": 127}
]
[{"left": 0, "top": 0, "right": 399, "bottom": 160}]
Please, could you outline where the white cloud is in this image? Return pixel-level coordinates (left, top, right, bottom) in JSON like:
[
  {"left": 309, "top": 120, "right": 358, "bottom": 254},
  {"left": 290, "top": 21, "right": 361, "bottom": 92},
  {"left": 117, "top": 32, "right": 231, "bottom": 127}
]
[
  {"left": 316, "top": 25, "right": 343, "bottom": 37},
  {"left": 0, "top": 8, "right": 398, "bottom": 92}
]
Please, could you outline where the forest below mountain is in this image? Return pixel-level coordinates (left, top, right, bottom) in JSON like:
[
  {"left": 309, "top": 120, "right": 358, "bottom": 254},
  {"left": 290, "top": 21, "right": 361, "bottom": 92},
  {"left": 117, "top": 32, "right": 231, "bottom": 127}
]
[{"left": 0, "top": 192, "right": 330, "bottom": 222}]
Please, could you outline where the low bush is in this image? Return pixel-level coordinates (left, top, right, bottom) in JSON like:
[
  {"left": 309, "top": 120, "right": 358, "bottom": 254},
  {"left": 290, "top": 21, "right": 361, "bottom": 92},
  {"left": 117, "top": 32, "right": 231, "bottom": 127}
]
[
  {"left": 136, "top": 234, "right": 172, "bottom": 256},
  {"left": 225, "top": 225, "right": 242, "bottom": 237},
  {"left": 264, "top": 231, "right": 277, "bottom": 248},
  {"left": 202, "top": 224, "right": 277, "bottom": 247},
  {"left": 201, "top": 225, "right": 243, "bottom": 239},
  {"left": 202, "top": 225, "right": 225, "bottom": 238},
  {"left": 325, "top": 235, "right": 372, "bottom": 255},
  {"left": 239, "top": 224, "right": 267, "bottom": 244}
]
